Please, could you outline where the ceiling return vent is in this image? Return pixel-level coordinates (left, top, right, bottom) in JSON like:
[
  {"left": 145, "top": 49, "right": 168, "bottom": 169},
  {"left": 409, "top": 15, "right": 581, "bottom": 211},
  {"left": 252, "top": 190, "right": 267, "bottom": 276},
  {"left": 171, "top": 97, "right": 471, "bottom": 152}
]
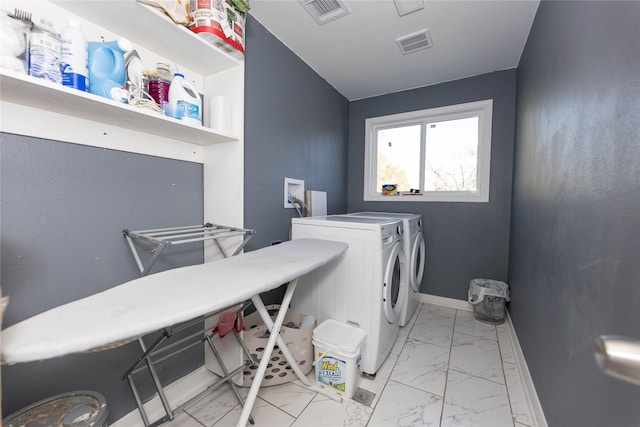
[
  {"left": 396, "top": 28, "right": 433, "bottom": 54},
  {"left": 299, "top": 0, "right": 350, "bottom": 25}
]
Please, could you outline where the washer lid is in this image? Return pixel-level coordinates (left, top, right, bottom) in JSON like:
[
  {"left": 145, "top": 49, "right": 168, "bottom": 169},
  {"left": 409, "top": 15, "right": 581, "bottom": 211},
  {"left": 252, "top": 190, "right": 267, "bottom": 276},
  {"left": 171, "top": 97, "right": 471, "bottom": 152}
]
[
  {"left": 347, "top": 211, "right": 422, "bottom": 220},
  {"left": 313, "top": 215, "right": 400, "bottom": 224},
  {"left": 292, "top": 215, "right": 402, "bottom": 230}
]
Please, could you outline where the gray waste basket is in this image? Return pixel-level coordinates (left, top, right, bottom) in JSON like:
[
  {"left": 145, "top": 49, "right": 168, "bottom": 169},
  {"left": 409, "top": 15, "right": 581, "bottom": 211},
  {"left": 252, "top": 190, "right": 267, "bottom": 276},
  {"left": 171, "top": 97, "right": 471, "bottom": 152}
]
[
  {"left": 468, "top": 279, "right": 510, "bottom": 325},
  {"left": 3, "top": 390, "right": 108, "bottom": 427}
]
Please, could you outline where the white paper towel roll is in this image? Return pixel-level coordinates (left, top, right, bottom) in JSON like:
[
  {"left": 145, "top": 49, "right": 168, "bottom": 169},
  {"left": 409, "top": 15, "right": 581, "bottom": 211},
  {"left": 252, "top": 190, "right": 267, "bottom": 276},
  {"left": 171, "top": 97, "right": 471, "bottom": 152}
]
[{"left": 209, "top": 96, "right": 232, "bottom": 133}]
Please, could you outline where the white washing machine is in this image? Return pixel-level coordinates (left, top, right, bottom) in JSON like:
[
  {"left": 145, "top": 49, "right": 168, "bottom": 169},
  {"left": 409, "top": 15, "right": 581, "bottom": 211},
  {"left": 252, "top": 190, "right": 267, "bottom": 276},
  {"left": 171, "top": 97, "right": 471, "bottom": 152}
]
[
  {"left": 291, "top": 215, "right": 405, "bottom": 375},
  {"left": 346, "top": 212, "right": 425, "bottom": 327}
]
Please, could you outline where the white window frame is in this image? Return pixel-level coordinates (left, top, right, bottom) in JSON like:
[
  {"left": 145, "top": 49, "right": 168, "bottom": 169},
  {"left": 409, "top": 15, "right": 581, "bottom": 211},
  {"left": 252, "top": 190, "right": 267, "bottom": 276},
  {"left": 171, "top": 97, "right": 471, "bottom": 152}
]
[{"left": 363, "top": 99, "right": 493, "bottom": 203}]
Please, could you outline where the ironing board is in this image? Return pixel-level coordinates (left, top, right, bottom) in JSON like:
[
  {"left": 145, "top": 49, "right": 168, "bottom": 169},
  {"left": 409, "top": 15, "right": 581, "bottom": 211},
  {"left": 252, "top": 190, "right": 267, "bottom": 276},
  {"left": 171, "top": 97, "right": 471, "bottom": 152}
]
[{"left": 1, "top": 238, "right": 348, "bottom": 427}]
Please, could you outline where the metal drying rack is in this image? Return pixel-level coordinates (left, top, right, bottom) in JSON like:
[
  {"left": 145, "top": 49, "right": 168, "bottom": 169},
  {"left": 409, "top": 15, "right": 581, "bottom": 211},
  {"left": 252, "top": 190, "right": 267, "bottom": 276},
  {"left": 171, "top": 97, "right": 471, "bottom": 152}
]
[
  {"left": 121, "top": 223, "right": 257, "bottom": 426},
  {"left": 123, "top": 223, "right": 255, "bottom": 276}
]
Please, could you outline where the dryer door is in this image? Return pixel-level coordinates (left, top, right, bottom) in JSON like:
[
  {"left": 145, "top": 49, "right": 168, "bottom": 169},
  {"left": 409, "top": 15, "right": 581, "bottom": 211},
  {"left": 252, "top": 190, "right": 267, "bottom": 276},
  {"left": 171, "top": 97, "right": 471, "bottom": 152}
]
[
  {"left": 383, "top": 242, "right": 405, "bottom": 324},
  {"left": 409, "top": 232, "right": 426, "bottom": 292}
]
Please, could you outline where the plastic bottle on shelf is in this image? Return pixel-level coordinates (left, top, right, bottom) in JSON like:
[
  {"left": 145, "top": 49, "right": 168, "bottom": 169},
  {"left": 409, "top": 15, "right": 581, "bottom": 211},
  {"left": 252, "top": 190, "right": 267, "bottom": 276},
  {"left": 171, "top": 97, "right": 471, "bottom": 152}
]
[
  {"left": 60, "top": 18, "right": 89, "bottom": 91},
  {"left": 148, "top": 62, "right": 173, "bottom": 106},
  {"left": 167, "top": 73, "right": 202, "bottom": 126},
  {"left": 88, "top": 38, "right": 132, "bottom": 101},
  {"left": 28, "top": 18, "right": 62, "bottom": 84}
]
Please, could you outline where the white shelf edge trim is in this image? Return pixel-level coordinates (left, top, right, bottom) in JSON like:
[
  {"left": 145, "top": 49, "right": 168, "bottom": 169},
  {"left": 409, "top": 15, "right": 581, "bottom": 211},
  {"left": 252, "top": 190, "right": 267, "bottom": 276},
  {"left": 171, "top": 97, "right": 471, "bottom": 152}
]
[{"left": 1, "top": 101, "right": 206, "bottom": 164}]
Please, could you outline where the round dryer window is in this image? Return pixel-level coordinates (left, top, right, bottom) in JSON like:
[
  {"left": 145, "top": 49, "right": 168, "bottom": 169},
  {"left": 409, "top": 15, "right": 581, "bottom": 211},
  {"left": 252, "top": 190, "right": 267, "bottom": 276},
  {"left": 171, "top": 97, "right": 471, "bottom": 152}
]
[{"left": 383, "top": 243, "right": 405, "bottom": 323}]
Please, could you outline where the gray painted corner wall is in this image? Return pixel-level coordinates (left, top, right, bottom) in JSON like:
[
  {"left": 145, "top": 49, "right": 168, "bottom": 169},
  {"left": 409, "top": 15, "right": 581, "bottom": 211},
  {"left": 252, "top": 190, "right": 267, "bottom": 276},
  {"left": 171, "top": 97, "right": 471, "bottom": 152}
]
[
  {"left": 0, "top": 15, "right": 350, "bottom": 422},
  {"left": 1, "top": 134, "right": 205, "bottom": 422},
  {"left": 510, "top": 1, "right": 640, "bottom": 426},
  {"left": 243, "top": 15, "right": 350, "bottom": 251},
  {"left": 347, "top": 70, "right": 517, "bottom": 300}
]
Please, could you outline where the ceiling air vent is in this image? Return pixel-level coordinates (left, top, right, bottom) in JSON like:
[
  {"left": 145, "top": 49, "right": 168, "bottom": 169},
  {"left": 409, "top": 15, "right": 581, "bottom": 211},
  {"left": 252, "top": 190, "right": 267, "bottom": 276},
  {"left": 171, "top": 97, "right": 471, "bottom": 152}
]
[
  {"left": 396, "top": 28, "right": 433, "bottom": 54},
  {"left": 299, "top": 0, "right": 350, "bottom": 25}
]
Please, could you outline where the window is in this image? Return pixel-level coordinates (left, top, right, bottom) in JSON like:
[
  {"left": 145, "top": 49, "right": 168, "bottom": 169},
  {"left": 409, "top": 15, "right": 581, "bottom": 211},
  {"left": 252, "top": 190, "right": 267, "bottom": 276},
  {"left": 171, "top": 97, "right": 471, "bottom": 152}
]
[{"left": 364, "top": 99, "right": 493, "bottom": 202}]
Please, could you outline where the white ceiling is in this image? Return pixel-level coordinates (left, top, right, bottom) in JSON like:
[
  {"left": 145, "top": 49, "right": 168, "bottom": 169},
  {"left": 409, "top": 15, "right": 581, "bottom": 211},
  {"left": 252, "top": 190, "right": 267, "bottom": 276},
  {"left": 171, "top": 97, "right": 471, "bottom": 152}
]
[{"left": 249, "top": 0, "right": 540, "bottom": 100}]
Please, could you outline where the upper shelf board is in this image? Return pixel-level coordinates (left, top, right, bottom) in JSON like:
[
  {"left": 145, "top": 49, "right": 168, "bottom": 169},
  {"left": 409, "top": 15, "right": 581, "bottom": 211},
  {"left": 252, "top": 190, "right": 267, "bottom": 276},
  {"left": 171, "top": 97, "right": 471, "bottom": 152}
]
[{"left": 50, "top": 0, "right": 243, "bottom": 76}]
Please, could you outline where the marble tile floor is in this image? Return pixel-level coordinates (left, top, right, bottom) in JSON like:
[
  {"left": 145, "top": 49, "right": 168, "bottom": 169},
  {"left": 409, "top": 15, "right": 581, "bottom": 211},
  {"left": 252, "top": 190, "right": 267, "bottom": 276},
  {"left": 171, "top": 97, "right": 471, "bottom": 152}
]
[{"left": 163, "top": 303, "right": 534, "bottom": 427}]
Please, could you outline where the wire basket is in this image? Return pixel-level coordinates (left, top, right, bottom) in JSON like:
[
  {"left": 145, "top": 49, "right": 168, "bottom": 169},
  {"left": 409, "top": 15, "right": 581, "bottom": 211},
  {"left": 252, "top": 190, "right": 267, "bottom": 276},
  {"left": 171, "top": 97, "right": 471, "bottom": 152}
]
[{"left": 241, "top": 305, "right": 314, "bottom": 387}]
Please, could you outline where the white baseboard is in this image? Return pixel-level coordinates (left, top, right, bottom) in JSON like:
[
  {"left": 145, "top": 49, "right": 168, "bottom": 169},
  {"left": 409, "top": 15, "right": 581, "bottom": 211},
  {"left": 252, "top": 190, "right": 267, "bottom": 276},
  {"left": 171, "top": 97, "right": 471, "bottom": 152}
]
[
  {"left": 418, "top": 293, "right": 547, "bottom": 427},
  {"left": 110, "top": 366, "right": 219, "bottom": 427},
  {"left": 505, "top": 310, "right": 548, "bottom": 427},
  {"left": 418, "top": 292, "right": 472, "bottom": 311}
]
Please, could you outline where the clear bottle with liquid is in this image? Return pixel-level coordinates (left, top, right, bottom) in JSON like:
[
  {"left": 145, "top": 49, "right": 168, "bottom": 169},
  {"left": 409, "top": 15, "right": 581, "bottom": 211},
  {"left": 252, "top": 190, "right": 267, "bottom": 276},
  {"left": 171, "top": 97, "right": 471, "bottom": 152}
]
[
  {"left": 28, "top": 18, "right": 62, "bottom": 84},
  {"left": 148, "top": 62, "right": 173, "bottom": 107}
]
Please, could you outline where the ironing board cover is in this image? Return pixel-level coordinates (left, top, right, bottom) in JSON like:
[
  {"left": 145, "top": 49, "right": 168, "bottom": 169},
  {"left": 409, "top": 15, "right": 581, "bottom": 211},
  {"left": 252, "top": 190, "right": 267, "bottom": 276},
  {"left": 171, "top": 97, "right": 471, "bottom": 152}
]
[{"left": 1, "top": 238, "right": 347, "bottom": 364}]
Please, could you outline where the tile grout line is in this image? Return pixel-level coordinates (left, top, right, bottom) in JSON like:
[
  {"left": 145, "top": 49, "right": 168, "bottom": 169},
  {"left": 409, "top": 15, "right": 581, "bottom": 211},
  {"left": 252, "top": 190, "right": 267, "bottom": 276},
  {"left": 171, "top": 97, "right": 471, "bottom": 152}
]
[
  {"left": 438, "top": 308, "right": 457, "bottom": 426},
  {"left": 282, "top": 376, "right": 321, "bottom": 422},
  {"left": 363, "top": 307, "right": 420, "bottom": 426},
  {"left": 260, "top": 395, "right": 302, "bottom": 426}
]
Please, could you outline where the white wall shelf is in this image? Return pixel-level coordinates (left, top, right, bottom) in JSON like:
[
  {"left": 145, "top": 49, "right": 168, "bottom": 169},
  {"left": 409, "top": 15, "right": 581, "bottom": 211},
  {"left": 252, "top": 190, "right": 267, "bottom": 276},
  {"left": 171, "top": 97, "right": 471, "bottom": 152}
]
[
  {"left": 50, "top": 0, "right": 242, "bottom": 76},
  {"left": 1, "top": 0, "right": 245, "bottom": 256},
  {"left": 0, "top": 70, "right": 238, "bottom": 146}
]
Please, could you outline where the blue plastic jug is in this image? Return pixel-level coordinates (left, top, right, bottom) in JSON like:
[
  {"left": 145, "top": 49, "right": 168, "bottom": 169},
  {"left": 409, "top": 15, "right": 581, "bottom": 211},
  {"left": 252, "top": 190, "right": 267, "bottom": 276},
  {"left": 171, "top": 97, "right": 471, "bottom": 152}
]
[{"left": 88, "top": 39, "right": 132, "bottom": 100}]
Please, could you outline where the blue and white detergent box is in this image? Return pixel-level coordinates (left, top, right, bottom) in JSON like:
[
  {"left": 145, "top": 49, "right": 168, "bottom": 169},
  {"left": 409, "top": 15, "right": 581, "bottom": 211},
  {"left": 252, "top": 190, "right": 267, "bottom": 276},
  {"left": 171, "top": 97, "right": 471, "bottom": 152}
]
[
  {"left": 312, "top": 319, "right": 366, "bottom": 399},
  {"left": 317, "top": 353, "right": 362, "bottom": 394}
]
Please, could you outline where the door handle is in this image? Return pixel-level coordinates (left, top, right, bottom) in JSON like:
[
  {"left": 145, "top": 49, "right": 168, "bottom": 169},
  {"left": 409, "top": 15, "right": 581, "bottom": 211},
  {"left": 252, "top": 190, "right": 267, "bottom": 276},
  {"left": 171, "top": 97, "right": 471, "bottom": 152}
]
[{"left": 594, "top": 335, "right": 640, "bottom": 386}]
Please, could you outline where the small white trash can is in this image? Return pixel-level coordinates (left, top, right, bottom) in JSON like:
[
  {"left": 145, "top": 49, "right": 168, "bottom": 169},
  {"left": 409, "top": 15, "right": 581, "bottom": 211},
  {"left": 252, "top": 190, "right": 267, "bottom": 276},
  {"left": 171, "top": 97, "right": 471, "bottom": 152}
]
[
  {"left": 312, "top": 319, "right": 366, "bottom": 399},
  {"left": 468, "top": 279, "right": 510, "bottom": 325}
]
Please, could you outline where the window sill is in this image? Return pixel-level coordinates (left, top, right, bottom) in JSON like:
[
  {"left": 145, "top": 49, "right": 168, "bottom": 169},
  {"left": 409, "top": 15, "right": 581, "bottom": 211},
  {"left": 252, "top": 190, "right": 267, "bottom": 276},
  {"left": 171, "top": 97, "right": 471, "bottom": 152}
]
[{"left": 364, "top": 192, "right": 489, "bottom": 203}]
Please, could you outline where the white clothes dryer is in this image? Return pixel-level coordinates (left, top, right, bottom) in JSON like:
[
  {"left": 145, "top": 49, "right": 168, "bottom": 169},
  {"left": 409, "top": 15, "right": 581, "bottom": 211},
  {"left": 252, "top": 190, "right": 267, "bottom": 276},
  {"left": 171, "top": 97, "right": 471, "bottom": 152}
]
[
  {"left": 346, "top": 212, "right": 425, "bottom": 327},
  {"left": 291, "top": 215, "right": 405, "bottom": 375}
]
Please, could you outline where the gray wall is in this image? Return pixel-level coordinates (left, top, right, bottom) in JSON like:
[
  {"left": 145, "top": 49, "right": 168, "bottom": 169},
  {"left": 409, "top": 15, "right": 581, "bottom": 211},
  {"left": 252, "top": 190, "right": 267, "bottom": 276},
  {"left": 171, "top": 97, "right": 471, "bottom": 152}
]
[
  {"left": 1, "top": 134, "right": 205, "bottom": 422},
  {"left": 509, "top": 1, "right": 640, "bottom": 426},
  {"left": 348, "top": 70, "right": 517, "bottom": 299},
  {"left": 1, "top": 15, "right": 350, "bottom": 422},
  {"left": 243, "top": 15, "right": 350, "bottom": 250}
]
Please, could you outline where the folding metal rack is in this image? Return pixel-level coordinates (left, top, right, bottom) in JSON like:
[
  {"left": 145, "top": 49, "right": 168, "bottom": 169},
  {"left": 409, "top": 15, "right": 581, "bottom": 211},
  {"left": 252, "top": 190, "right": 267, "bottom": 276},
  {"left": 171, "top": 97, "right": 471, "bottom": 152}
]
[
  {"left": 121, "top": 223, "right": 256, "bottom": 426},
  {"left": 123, "top": 223, "right": 255, "bottom": 276}
]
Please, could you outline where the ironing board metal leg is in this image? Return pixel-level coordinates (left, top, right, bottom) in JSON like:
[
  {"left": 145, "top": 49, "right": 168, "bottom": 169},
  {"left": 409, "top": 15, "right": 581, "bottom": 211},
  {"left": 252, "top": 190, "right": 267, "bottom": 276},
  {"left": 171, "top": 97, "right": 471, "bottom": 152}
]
[
  {"left": 127, "top": 373, "right": 151, "bottom": 426},
  {"left": 236, "top": 278, "right": 299, "bottom": 427},
  {"left": 138, "top": 337, "right": 174, "bottom": 421},
  {"left": 205, "top": 334, "right": 255, "bottom": 425}
]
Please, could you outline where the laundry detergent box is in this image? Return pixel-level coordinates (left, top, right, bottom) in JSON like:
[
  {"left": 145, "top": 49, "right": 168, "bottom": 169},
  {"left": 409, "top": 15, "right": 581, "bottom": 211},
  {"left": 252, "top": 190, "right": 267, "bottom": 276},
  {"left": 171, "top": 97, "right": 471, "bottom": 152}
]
[{"left": 312, "top": 319, "right": 366, "bottom": 399}]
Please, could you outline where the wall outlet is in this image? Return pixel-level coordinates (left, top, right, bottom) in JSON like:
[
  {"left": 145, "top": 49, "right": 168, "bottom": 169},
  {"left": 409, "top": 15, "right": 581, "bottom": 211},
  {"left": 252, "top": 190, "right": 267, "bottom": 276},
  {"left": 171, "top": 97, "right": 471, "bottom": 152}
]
[{"left": 284, "top": 177, "right": 304, "bottom": 208}]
